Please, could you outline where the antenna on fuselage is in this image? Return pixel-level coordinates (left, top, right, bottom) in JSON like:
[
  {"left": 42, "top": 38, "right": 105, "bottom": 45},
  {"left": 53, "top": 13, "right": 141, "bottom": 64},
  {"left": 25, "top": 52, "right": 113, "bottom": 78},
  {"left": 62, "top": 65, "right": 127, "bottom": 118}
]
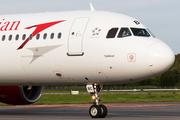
[{"left": 90, "top": 3, "right": 95, "bottom": 11}]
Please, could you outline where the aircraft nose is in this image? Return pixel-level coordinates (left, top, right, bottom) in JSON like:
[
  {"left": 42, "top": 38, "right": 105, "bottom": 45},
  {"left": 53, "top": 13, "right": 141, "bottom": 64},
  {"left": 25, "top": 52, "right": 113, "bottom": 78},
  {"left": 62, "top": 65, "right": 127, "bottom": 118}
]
[{"left": 148, "top": 42, "right": 175, "bottom": 75}]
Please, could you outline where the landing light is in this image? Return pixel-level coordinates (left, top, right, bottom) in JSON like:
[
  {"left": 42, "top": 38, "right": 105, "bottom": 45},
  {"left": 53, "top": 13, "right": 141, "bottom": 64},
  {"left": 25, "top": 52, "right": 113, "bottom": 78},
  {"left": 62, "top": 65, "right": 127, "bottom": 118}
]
[{"left": 92, "top": 96, "right": 96, "bottom": 100}]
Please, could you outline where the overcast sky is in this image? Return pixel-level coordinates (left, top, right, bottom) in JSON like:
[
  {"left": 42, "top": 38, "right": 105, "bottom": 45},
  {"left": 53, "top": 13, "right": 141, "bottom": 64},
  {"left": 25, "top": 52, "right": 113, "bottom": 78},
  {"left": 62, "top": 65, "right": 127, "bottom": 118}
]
[{"left": 0, "top": 0, "right": 179, "bottom": 54}]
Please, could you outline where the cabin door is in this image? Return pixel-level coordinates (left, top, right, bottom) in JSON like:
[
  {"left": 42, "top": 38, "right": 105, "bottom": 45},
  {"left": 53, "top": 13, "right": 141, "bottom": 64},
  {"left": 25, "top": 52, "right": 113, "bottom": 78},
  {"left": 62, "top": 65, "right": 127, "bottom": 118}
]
[{"left": 68, "top": 18, "right": 89, "bottom": 56}]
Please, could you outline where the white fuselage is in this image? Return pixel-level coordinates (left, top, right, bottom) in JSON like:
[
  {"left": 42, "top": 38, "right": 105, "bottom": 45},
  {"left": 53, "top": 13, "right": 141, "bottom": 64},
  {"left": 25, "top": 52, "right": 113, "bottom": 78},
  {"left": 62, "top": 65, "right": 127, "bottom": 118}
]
[{"left": 0, "top": 11, "right": 175, "bottom": 86}]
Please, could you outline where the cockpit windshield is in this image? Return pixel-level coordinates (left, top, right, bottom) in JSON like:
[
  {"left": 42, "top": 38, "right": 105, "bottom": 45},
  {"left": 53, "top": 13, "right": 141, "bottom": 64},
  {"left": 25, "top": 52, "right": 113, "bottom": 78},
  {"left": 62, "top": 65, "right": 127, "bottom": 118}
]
[
  {"left": 147, "top": 28, "right": 155, "bottom": 38},
  {"left": 117, "top": 28, "right": 132, "bottom": 38},
  {"left": 130, "top": 28, "right": 150, "bottom": 37}
]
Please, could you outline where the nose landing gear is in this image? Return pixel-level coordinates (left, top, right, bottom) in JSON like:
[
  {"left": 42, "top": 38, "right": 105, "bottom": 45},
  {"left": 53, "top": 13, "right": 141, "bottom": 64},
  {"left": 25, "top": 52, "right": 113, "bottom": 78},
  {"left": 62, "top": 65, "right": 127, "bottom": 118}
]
[{"left": 86, "top": 84, "right": 107, "bottom": 118}]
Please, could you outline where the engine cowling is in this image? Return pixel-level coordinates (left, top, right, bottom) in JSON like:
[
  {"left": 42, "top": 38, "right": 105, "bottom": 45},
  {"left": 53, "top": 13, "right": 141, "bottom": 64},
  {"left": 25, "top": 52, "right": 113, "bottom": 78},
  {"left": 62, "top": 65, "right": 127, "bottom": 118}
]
[{"left": 0, "top": 86, "right": 44, "bottom": 105}]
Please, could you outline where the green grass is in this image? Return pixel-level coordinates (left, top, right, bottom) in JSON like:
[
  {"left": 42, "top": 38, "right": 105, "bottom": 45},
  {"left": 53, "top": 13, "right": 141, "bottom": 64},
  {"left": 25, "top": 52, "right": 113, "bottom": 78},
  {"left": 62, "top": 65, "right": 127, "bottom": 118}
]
[
  {"left": 0, "top": 93, "right": 180, "bottom": 106},
  {"left": 100, "top": 93, "right": 178, "bottom": 103},
  {"left": 34, "top": 94, "right": 92, "bottom": 105},
  {"left": 34, "top": 93, "right": 180, "bottom": 104}
]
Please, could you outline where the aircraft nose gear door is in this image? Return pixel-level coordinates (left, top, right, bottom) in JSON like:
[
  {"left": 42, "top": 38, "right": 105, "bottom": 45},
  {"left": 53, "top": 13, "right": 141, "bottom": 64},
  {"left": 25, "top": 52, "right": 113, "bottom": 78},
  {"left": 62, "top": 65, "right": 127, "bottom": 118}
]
[{"left": 67, "top": 18, "right": 89, "bottom": 56}]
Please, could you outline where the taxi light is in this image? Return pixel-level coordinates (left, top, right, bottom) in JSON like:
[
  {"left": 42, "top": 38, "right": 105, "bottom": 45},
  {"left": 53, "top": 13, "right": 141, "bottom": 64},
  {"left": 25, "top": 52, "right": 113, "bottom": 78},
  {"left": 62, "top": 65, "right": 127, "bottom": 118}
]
[{"left": 92, "top": 96, "right": 96, "bottom": 100}]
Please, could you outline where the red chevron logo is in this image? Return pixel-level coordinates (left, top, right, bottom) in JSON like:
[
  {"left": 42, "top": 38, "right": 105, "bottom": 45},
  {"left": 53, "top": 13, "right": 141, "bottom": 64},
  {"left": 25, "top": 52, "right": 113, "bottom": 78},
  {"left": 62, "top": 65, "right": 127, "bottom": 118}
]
[{"left": 17, "top": 20, "right": 66, "bottom": 50}]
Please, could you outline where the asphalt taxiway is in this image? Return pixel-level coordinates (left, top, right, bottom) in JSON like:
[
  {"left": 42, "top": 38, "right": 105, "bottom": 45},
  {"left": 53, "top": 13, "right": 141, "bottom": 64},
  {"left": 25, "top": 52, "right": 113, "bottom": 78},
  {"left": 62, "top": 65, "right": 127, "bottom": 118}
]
[{"left": 0, "top": 102, "right": 180, "bottom": 120}]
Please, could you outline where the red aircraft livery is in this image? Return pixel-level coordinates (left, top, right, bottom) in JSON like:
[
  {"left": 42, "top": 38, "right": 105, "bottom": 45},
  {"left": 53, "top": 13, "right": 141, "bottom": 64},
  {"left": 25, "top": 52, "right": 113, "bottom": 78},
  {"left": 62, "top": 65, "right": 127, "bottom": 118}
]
[{"left": 17, "top": 20, "right": 66, "bottom": 50}]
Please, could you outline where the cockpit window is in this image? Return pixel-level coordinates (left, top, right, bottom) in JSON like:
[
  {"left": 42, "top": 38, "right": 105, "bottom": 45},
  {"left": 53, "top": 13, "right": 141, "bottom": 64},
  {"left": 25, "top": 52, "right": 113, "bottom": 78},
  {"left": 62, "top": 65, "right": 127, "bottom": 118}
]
[
  {"left": 131, "top": 28, "right": 150, "bottom": 37},
  {"left": 117, "top": 28, "right": 132, "bottom": 38},
  {"left": 106, "top": 28, "right": 119, "bottom": 38},
  {"left": 147, "top": 28, "right": 155, "bottom": 38}
]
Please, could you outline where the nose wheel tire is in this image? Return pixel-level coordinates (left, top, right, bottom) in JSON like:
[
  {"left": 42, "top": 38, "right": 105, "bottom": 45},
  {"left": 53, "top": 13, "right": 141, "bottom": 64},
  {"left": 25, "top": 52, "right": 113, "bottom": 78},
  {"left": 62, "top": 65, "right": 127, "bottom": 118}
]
[
  {"left": 99, "top": 104, "right": 107, "bottom": 118},
  {"left": 89, "top": 105, "right": 101, "bottom": 118},
  {"left": 89, "top": 104, "right": 107, "bottom": 118}
]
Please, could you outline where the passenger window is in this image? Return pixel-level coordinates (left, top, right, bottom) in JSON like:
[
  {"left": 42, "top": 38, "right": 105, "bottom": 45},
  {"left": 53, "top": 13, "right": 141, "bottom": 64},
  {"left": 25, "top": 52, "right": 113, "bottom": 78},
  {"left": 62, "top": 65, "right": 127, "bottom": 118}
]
[
  {"left": 2, "top": 35, "right": 5, "bottom": 41},
  {"left": 36, "top": 34, "right": 40, "bottom": 40},
  {"left": 117, "top": 28, "right": 132, "bottom": 38},
  {"left": 9, "top": 35, "right": 12, "bottom": 41},
  {"left": 131, "top": 28, "right": 150, "bottom": 37},
  {"left": 29, "top": 34, "right": 33, "bottom": 40},
  {"left": 15, "top": 34, "right": 19, "bottom": 41},
  {"left": 57, "top": 33, "right": 61, "bottom": 39},
  {"left": 22, "top": 34, "right": 26, "bottom": 40},
  {"left": 43, "top": 33, "right": 47, "bottom": 39},
  {"left": 50, "top": 33, "right": 54, "bottom": 39},
  {"left": 106, "top": 28, "right": 119, "bottom": 38}
]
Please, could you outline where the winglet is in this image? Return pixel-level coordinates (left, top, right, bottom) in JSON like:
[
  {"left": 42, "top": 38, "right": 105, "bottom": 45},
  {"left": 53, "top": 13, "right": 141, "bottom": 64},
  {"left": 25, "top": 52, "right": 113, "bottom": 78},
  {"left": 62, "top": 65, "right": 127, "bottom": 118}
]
[{"left": 90, "top": 3, "right": 95, "bottom": 11}]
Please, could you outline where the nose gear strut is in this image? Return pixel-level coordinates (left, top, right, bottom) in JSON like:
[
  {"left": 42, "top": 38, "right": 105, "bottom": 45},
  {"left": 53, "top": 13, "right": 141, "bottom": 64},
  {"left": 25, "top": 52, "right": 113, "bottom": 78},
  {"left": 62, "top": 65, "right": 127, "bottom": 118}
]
[{"left": 86, "top": 84, "right": 107, "bottom": 118}]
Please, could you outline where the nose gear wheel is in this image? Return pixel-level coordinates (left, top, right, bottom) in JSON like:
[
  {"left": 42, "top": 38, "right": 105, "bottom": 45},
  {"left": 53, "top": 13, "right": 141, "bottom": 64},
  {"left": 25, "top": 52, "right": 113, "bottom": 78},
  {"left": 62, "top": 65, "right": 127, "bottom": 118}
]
[{"left": 86, "top": 84, "right": 108, "bottom": 118}]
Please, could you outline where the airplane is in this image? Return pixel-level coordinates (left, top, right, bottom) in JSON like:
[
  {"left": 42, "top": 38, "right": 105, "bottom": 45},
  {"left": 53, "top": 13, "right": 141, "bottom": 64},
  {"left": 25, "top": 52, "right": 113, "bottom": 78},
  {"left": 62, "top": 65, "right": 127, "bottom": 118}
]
[{"left": 0, "top": 3, "right": 175, "bottom": 118}]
